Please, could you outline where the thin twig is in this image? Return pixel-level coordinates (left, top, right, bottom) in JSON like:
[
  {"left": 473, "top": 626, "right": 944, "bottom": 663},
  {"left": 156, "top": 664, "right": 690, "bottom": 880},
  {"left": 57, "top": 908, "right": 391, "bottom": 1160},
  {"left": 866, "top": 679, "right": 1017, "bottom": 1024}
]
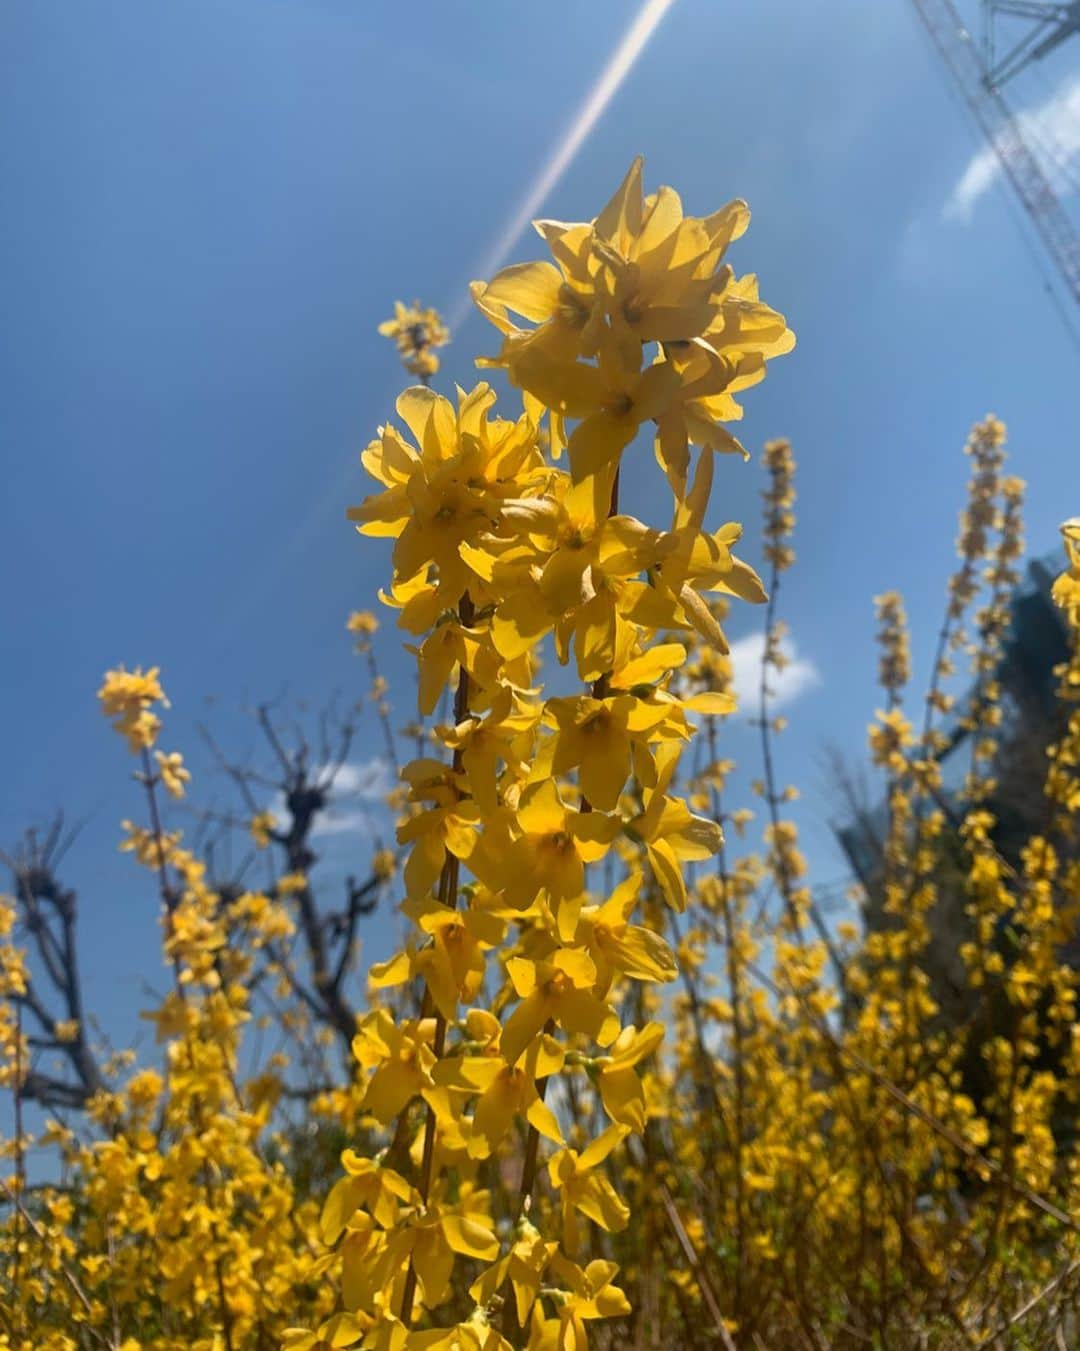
[{"left": 971, "top": 1255, "right": 1080, "bottom": 1348}]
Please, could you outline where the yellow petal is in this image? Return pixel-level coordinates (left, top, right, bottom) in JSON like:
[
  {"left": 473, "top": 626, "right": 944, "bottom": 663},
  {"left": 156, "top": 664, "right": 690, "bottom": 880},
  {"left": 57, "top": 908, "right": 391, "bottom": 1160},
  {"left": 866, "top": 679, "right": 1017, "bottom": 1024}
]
[
  {"left": 575, "top": 1175, "right": 630, "bottom": 1233},
  {"left": 646, "top": 838, "right": 686, "bottom": 911},
  {"left": 525, "top": 1095, "right": 564, "bottom": 1145},
  {"left": 368, "top": 950, "right": 411, "bottom": 990},
  {"left": 493, "top": 589, "right": 555, "bottom": 661},
  {"left": 554, "top": 947, "right": 598, "bottom": 989},
  {"left": 578, "top": 732, "right": 630, "bottom": 813},
  {"left": 568, "top": 414, "right": 635, "bottom": 485},
  {"left": 605, "top": 925, "right": 677, "bottom": 983},
  {"left": 598, "top": 1066, "right": 647, "bottom": 1132},
  {"left": 594, "top": 156, "right": 644, "bottom": 248},
  {"left": 500, "top": 991, "right": 550, "bottom": 1067},
  {"left": 518, "top": 780, "right": 567, "bottom": 836},
  {"left": 320, "top": 1176, "right": 364, "bottom": 1245},
  {"left": 483, "top": 260, "right": 564, "bottom": 322},
  {"left": 471, "top": 1068, "right": 525, "bottom": 1156},
  {"left": 439, "top": 1213, "right": 499, "bottom": 1260}
]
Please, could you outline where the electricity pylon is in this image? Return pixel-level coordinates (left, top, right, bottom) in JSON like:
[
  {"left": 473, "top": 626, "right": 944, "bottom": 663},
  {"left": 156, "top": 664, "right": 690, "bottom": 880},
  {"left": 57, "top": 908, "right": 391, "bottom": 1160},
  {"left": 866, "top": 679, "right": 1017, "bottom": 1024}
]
[
  {"left": 983, "top": 2, "right": 1080, "bottom": 87},
  {"left": 911, "top": 0, "right": 1080, "bottom": 304}
]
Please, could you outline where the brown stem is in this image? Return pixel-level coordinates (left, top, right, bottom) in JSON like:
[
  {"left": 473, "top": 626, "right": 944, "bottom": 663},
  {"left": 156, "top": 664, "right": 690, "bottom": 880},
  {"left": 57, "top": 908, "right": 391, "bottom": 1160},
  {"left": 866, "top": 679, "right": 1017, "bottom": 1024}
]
[
  {"left": 137, "top": 748, "right": 236, "bottom": 1351},
  {"left": 632, "top": 1132, "right": 737, "bottom": 1351},
  {"left": 11, "top": 1000, "right": 24, "bottom": 1311},
  {"left": 499, "top": 1018, "right": 556, "bottom": 1340},
  {"left": 503, "top": 466, "right": 621, "bottom": 1337},
  {"left": 709, "top": 717, "right": 747, "bottom": 1334},
  {"left": 398, "top": 595, "right": 473, "bottom": 1327}
]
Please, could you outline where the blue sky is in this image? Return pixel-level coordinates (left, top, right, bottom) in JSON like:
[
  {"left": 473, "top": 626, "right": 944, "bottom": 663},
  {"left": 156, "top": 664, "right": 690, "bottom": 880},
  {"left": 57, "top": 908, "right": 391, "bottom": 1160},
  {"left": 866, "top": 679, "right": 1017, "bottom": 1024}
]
[{"left": 3, "top": 0, "right": 1078, "bottom": 1054}]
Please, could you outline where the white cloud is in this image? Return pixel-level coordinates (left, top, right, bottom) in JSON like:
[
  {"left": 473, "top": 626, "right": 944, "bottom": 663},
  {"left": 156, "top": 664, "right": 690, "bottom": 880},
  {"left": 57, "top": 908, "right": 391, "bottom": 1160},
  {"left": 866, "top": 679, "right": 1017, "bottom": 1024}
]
[
  {"left": 944, "top": 75, "right": 1080, "bottom": 222},
  {"left": 268, "top": 757, "right": 394, "bottom": 841},
  {"left": 944, "top": 148, "right": 1001, "bottom": 222},
  {"left": 326, "top": 760, "right": 395, "bottom": 803},
  {"left": 728, "top": 632, "right": 822, "bottom": 711},
  {"left": 306, "top": 807, "right": 380, "bottom": 841}
]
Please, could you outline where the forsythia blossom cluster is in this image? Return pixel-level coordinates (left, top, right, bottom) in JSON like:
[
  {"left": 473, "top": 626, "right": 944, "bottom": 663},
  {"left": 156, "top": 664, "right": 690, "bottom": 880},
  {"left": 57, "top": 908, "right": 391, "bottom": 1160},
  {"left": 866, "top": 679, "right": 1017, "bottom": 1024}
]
[
  {"left": 380, "top": 302, "right": 451, "bottom": 382},
  {"left": 98, "top": 665, "right": 168, "bottom": 753},
  {"left": 303, "top": 157, "right": 793, "bottom": 1346}
]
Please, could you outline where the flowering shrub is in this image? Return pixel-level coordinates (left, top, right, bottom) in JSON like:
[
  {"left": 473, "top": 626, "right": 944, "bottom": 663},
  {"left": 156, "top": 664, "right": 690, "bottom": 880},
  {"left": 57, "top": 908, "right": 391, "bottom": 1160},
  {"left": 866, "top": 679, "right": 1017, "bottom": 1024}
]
[{"left": 2, "top": 161, "right": 1078, "bottom": 1350}]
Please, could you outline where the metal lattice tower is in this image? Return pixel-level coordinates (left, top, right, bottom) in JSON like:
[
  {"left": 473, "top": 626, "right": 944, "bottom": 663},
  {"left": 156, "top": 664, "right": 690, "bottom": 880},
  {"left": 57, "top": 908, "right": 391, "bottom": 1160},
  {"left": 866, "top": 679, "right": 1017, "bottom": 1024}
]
[
  {"left": 983, "top": 2, "right": 1080, "bottom": 86},
  {"left": 911, "top": 0, "right": 1080, "bottom": 305}
]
